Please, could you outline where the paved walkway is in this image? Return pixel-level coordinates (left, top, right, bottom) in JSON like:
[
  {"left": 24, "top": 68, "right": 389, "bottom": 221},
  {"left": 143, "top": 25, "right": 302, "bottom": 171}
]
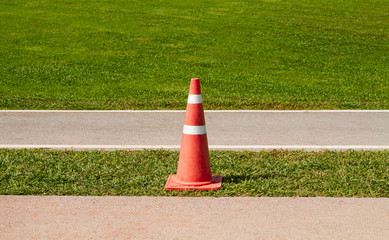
[
  {"left": 1, "top": 110, "right": 388, "bottom": 150},
  {"left": 1, "top": 196, "right": 388, "bottom": 240}
]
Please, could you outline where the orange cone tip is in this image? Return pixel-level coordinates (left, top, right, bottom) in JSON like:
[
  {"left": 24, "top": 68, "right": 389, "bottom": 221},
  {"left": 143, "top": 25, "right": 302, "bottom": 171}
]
[{"left": 165, "top": 78, "right": 222, "bottom": 191}]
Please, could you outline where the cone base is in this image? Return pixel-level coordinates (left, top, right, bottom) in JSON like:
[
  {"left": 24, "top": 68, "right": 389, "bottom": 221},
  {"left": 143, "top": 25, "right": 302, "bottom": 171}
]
[{"left": 165, "top": 175, "right": 222, "bottom": 191}]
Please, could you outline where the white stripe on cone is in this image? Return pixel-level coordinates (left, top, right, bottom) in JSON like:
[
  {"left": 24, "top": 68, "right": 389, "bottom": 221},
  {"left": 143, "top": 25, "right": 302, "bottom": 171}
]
[
  {"left": 187, "top": 94, "right": 202, "bottom": 104},
  {"left": 183, "top": 125, "right": 207, "bottom": 135}
]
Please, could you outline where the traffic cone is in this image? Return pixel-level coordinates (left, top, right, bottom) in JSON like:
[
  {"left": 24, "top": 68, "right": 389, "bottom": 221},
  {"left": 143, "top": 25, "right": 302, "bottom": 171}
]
[{"left": 165, "top": 78, "right": 222, "bottom": 191}]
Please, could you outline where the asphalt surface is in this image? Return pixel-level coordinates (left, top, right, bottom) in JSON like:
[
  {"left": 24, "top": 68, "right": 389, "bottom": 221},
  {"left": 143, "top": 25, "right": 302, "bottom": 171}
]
[
  {"left": 1, "top": 196, "right": 388, "bottom": 240},
  {"left": 0, "top": 110, "right": 388, "bottom": 150}
]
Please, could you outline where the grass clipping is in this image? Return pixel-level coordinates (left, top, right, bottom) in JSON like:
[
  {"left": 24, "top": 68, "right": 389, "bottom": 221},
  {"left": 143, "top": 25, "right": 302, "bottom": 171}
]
[{"left": 0, "top": 149, "right": 388, "bottom": 197}]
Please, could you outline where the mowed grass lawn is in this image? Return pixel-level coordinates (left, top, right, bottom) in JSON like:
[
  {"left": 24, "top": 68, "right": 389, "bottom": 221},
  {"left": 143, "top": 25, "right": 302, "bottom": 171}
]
[
  {"left": 0, "top": 0, "right": 388, "bottom": 110},
  {"left": 0, "top": 149, "right": 388, "bottom": 197}
]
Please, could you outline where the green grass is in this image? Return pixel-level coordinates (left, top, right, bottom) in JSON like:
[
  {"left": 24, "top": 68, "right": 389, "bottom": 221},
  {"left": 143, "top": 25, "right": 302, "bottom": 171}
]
[
  {"left": 0, "top": 0, "right": 388, "bottom": 110},
  {"left": 0, "top": 149, "right": 388, "bottom": 197}
]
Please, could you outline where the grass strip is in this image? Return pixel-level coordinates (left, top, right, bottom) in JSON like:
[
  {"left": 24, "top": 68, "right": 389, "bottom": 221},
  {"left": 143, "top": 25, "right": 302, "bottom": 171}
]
[
  {"left": 1, "top": 0, "right": 388, "bottom": 110},
  {"left": 0, "top": 149, "right": 387, "bottom": 197}
]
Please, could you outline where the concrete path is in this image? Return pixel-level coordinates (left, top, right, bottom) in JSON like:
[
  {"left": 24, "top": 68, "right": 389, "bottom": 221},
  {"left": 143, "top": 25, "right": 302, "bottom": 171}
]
[
  {"left": 1, "top": 110, "right": 388, "bottom": 150},
  {"left": 1, "top": 196, "right": 388, "bottom": 240}
]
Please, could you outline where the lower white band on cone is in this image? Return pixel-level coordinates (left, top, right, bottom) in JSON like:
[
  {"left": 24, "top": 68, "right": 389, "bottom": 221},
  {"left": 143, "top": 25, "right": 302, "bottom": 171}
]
[
  {"left": 187, "top": 94, "right": 202, "bottom": 104},
  {"left": 183, "top": 125, "right": 207, "bottom": 135}
]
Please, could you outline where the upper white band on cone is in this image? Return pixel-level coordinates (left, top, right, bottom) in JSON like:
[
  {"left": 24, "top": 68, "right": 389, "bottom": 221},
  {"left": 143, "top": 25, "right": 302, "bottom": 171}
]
[
  {"left": 187, "top": 94, "right": 202, "bottom": 104},
  {"left": 183, "top": 125, "right": 207, "bottom": 135}
]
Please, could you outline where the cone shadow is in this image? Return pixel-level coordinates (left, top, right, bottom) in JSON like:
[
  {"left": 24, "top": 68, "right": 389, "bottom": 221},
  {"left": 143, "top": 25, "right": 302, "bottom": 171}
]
[{"left": 223, "top": 173, "right": 275, "bottom": 184}]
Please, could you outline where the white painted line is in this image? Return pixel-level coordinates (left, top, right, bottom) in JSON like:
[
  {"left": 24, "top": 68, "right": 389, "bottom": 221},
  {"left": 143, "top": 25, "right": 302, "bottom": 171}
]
[
  {"left": 209, "top": 145, "right": 389, "bottom": 150},
  {"left": 187, "top": 94, "right": 202, "bottom": 104},
  {"left": 0, "top": 145, "right": 181, "bottom": 150},
  {"left": 1, "top": 145, "right": 388, "bottom": 151},
  {"left": 183, "top": 125, "right": 207, "bottom": 135},
  {"left": 1, "top": 110, "right": 388, "bottom": 113},
  {"left": 0, "top": 110, "right": 186, "bottom": 113}
]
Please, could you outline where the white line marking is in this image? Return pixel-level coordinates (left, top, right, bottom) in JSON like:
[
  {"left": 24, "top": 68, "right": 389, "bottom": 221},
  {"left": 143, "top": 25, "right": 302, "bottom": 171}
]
[
  {"left": 0, "top": 110, "right": 388, "bottom": 113},
  {"left": 209, "top": 145, "right": 389, "bottom": 150},
  {"left": 0, "top": 110, "right": 185, "bottom": 113},
  {"left": 183, "top": 125, "right": 207, "bottom": 135},
  {"left": 0, "top": 145, "right": 388, "bottom": 150},
  {"left": 187, "top": 94, "right": 202, "bottom": 104},
  {"left": 0, "top": 145, "right": 181, "bottom": 150}
]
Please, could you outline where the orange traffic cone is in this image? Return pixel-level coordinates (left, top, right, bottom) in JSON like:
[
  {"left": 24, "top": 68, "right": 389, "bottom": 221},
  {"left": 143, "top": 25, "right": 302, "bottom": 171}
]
[{"left": 165, "top": 78, "right": 222, "bottom": 191}]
